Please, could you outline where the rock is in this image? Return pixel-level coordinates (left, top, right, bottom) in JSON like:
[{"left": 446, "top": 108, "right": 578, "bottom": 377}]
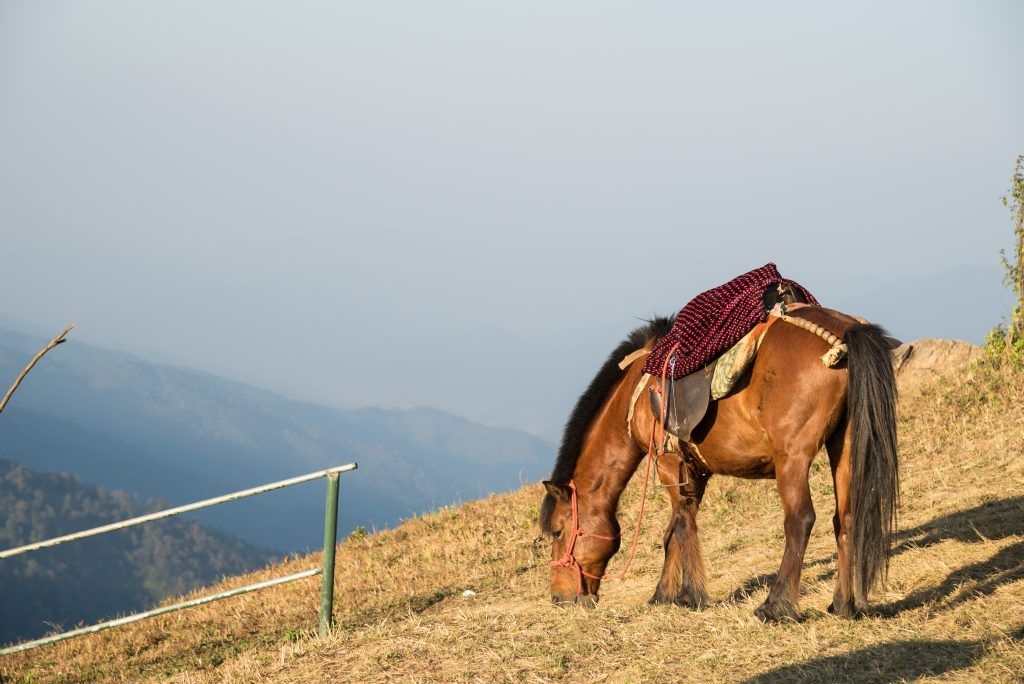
[{"left": 892, "top": 338, "right": 983, "bottom": 393}]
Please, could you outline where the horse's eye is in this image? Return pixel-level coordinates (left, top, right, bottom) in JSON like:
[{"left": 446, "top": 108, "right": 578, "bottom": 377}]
[{"left": 552, "top": 529, "right": 563, "bottom": 538}]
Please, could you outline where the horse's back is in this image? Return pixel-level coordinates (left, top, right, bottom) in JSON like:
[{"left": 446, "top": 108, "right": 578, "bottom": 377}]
[{"left": 691, "top": 311, "right": 851, "bottom": 477}]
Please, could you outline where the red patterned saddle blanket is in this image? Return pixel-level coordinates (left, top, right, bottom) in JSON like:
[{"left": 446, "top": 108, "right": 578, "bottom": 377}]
[{"left": 644, "top": 263, "right": 819, "bottom": 380}]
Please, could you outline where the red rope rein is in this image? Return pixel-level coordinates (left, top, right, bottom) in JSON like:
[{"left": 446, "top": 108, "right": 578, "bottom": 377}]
[{"left": 550, "top": 344, "right": 679, "bottom": 596}]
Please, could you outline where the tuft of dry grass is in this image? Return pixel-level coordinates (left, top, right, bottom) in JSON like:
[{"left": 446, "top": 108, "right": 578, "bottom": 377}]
[{"left": 3, "top": 359, "right": 1023, "bottom": 683}]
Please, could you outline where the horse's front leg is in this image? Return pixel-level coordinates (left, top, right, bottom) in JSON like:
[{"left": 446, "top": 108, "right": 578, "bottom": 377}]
[
  {"left": 755, "top": 454, "right": 816, "bottom": 622},
  {"left": 649, "top": 450, "right": 710, "bottom": 609}
]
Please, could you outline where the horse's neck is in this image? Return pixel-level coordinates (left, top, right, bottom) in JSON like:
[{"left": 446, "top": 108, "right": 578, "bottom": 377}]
[{"left": 573, "top": 367, "right": 647, "bottom": 509}]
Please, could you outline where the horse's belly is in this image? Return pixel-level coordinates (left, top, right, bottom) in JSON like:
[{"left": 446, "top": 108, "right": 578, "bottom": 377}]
[
  {"left": 693, "top": 405, "right": 776, "bottom": 478},
  {"left": 692, "top": 374, "right": 779, "bottom": 478},
  {"left": 704, "top": 448, "right": 775, "bottom": 479}
]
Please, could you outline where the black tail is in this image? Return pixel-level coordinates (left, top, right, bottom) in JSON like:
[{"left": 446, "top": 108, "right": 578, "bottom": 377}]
[{"left": 845, "top": 324, "right": 900, "bottom": 603}]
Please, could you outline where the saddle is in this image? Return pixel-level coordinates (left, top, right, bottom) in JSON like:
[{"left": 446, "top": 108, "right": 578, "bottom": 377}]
[
  {"left": 647, "top": 282, "right": 805, "bottom": 443},
  {"left": 645, "top": 299, "right": 903, "bottom": 446},
  {"left": 649, "top": 361, "right": 716, "bottom": 443}
]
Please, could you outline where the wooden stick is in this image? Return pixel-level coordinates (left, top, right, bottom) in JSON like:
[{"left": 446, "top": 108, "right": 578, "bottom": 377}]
[{"left": 0, "top": 323, "right": 75, "bottom": 416}]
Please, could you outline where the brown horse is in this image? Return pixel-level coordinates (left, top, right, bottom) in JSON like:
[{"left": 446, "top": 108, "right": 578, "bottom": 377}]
[{"left": 540, "top": 307, "right": 898, "bottom": 621}]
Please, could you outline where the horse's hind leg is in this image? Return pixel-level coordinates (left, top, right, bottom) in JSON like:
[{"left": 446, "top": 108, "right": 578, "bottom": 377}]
[
  {"left": 649, "top": 450, "right": 710, "bottom": 609},
  {"left": 826, "top": 418, "right": 866, "bottom": 617},
  {"left": 755, "top": 451, "right": 816, "bottom": 622}
]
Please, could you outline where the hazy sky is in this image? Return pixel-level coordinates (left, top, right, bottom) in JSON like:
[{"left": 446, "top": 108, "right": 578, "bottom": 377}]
[{"left": 2, "top": 1, "right": 1023, "bottom": 437}]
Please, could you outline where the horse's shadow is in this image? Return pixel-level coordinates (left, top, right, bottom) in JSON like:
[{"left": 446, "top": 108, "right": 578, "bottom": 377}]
[
  {"left": 876, "top": 495, "right": 1024, "bottom": 615},
  {"left": 735, "top": 497, "right": 1024, "bottom": 682},
  {"left": 728, "top": 556, "right": 832, "bottom": 603},
  {"left": 728, "top": 495, "right": 1024, "bottom": 612},
  {"left": 741, "top": 630, "right": 1024, "bottom": 683},
  {"left": 896, "top": 495, "right": 1024, "bottom": 549}
]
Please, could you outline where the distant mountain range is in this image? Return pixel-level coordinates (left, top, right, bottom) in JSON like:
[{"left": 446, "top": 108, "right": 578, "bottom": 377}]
[
  {"left": 0, "top": 325, "right": 555, "bottom": 553},
  {"left": 0, "top": 264, "right": 1008, "bottom": 444},
  {"left": 827, "top": 264, "right": 1010, "bottom": 347}
]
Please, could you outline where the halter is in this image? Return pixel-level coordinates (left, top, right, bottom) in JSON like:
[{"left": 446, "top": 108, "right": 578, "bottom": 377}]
[
  {"left": 550, "top": 419, "right": 665, "bottom": 596},
  {"left": 549, "top": 479, "right": 619, "bottom": 595},
  {"left": 549, "top": 343, "right": 679, "bottom": 597}
]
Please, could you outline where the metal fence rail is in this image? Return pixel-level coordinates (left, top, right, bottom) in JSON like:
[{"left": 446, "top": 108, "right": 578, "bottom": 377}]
[{"left": 0, "top": 463, "right": 358, "bottom": 656}]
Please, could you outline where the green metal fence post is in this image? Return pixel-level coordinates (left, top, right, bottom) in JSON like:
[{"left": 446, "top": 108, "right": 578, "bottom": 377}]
[
  {"left": 0, "top": 463, "right": 357, "bottom": 655},
  {"left": 319, "top": 472, "right": 340, "bottom": 636}
]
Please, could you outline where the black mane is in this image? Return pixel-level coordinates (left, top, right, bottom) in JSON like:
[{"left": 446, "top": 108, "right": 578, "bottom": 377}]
[{"left": 539, "top": 316, "right": 672, "bottom": 533}]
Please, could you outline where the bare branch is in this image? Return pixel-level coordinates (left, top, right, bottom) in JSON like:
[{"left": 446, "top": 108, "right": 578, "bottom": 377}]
[{"left": 0, "top": 323, "right": 75, "bottom": 416}]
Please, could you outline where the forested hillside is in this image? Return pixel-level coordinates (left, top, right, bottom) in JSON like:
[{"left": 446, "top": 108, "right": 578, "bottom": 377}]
[{"left": 0, "top": 460, "right": 272, "bottom": 645}]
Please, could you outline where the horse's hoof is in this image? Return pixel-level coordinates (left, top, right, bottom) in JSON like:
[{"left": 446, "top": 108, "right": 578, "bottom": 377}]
[
  {"left": 648, "top": 591, "right": 674, "bottom": 606},
  {"left": 754, "top": 600, "right": 799, "bottom": 623},
  {"left": 673, "top": 588, "right": 708, "bottom": 611},
  {"left": 827, "top": 601, "right": 865, "bottom": 619}
]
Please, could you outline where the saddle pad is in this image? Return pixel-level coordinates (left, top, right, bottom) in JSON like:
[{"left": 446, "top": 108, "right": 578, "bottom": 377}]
[{"left": 710, "top": 319, "right": 775, "bottom": 399}]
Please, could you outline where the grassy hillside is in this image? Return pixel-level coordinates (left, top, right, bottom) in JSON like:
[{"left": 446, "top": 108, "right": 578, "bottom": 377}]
[{"left": 3, "top": 355, "right": 1023, "bottom": 682}]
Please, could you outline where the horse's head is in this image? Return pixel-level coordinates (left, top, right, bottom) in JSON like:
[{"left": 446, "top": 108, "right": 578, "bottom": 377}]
[{"left": 540, "top": 480, "right": 621, "bottom": 607}]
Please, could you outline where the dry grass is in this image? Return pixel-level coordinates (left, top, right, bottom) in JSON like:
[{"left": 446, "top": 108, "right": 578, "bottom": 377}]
[{"left": 3, "top": 359, "right": 1023, "bottom": 683}]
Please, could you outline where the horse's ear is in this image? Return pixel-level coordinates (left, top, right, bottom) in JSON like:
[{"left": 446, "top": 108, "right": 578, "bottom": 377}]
[{"left": 543, "top": 481, "right": 571, "bottom": 503}]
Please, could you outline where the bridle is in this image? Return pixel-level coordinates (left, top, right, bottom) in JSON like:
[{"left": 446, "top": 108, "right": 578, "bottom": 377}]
[
  {"left": 549, "top": 343, "right": 679, "bottom": 597},
  {"left": 549, "top": 453, "right": 658, "bottom": 596},
  {"left": 549, "top": 479, "right": 619, "bottom": 596}
]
